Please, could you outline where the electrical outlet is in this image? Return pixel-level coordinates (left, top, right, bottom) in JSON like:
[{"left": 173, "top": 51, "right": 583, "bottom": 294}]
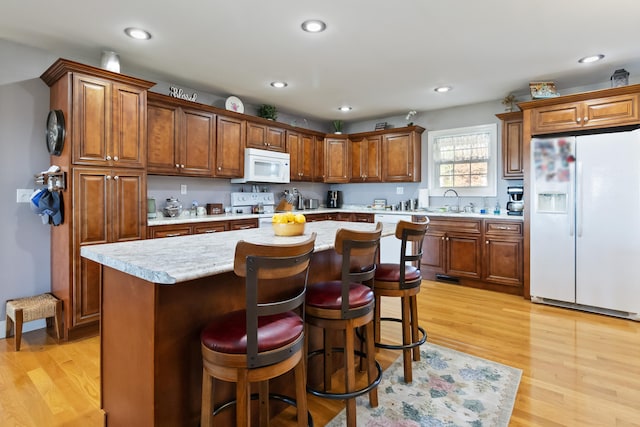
[
  {"left": 16, "top": 188, "right": 34, "bottom": 203},
  {"left": 180, "top": 184, "right": 187, "bottom": 195},
  {"left": 396, "top": 186, "right": 404, "bottom": 195}
]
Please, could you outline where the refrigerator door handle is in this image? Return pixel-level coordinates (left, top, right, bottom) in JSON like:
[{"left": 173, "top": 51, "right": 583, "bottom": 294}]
[{"left": 576, "top": 161, "right": 583, "bottom": 237}]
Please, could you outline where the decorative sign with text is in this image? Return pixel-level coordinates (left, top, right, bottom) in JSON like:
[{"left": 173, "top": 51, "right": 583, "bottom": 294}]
[{"left": 169, "top": 86, "right": 198, "bottom": 102}]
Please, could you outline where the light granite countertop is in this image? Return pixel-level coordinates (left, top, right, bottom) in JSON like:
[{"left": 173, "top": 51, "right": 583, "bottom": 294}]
[
  {"left": 148, "top": 207, "right": 522, "bottom": 226},
  {"left": 81, "top": 221, "right": 395, "bottom": 285}
]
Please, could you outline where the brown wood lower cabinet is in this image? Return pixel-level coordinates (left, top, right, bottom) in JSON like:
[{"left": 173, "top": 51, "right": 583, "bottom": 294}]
[
  {"left": 148, "top": 218, "right": 256, "bottom": 238},
  {"left": 421, "top": 217, "right": 523, "bottom": 295},
  {"left": 305, "top": 212, "right": 374, "bottom": 223}
]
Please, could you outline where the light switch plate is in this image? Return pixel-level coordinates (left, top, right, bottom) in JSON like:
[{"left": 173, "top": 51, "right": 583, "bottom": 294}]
[
  {"left": 396, "top": 186, "right": 404, "bottom": 195},
  {"left": 180, "top": 184, "right": 187, "bottom": 195},
  {"left": 16, "top": 188, "right": 34, "bottom": 203}
]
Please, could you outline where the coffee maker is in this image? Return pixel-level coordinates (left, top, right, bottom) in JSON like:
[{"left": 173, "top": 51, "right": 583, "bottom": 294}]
[
  {"left": 506, "top": 186, "right": 524, "bottom": 216},
  {"left": 327, "top": 190, "right": 343, "bottom": 208}
]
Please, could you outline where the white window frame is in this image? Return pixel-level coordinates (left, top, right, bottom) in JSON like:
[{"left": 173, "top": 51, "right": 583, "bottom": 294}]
[{"left": 427, "top": 123, "right": 498, "bottom": 197}]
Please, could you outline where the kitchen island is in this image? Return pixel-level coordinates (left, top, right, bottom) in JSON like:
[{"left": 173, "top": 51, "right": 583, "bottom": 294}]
[{"left": 81, "top": 221, "right": 393, "bottom": 426}]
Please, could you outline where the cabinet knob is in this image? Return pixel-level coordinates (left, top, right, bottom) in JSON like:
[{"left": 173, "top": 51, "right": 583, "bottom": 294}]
[
  {"left": 113, "top": 156, "right": 119, "bottom": 161},
  {"left": 113, "top": 175, "right": 119, "bottom": 180},
  {"left": 106, "top": 155, "right": 112, "bottom": 160},
  {"left": 181, "top": 164, "right": 185, "bottom": 168},
  {"left": 106, "top": 175, "right": 112, "bottom": 180},
  {"left": 441, "top": 236, "right": 445, "bottom": 240},
  {"left": 576, "top": 117, "right": 582, "bottom": 123},
  {"left": 175, "top": 164, "right": 180, "bottom": 168},
  {"left": 218, "top": 166, "right": 222, "bottom": 171},
  {"left": 486, "top": 240, "right": 489, "bottom": 244},
  {"left": 583, "top": 116, "right": 589, "bottom": 122}
]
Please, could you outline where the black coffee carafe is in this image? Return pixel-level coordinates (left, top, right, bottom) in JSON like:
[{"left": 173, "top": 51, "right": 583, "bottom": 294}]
[{"left": 327, "top": 190, "right": 343, "bottom": 208}]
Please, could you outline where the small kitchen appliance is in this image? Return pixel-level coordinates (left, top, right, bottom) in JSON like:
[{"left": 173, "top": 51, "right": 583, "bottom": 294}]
[
  {"left": 327, "top": 190, "right": 343, "bottom": 208},
  {"left": 506, "top": 186, "right": 524, "bottom": 216},
  {"left": 147, "top": 198, "right": 157, "bottom": 219},
  {"left": 230, "top": 192, "right": 275, "bottom": 215}
]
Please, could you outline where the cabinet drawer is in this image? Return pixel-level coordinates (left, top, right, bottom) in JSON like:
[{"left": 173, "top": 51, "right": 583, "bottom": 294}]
[
  {"left": 484, "top": 220, "right": 522, "bottom": 236},
  {"left": 229, "top": 218, "right": 258, "bottom": 230},
  {"left": 193, "top": 222, "right": 228, "bottom": 234},
  {"left": 148, "top": 225, "right": 192, "bottom": 239},
  {"left": 425, "top": 217, "right": 482, "bottom": 234}
]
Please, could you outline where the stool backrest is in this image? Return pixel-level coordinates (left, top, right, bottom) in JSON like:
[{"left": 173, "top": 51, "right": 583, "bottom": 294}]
[
  {"left": 334, "top": 223, "right": 382, "bottom": 319},
  {"left": 396, "top": 218, "right": 429, "bottom": 285},
  {"left": 234, "top": 232, "right": 317, "bottom": 368}
]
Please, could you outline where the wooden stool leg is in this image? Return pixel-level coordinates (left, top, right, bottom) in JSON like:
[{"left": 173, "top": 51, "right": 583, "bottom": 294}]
[
  {"left": 365, "top": 320, "right": 378, "bottom": 407},
  {"left": 14, "top": 309, "right": 24, "bottom": 351},
  {"left": 5, "top": 315, "right": 13, "bottom": 339},
  {"left": 323, "top": 329, "right": 332, "bottom": 392},
  {"left": 236, "top": 369, "right": 250, "bottom": 427},
  {"left": 410, "top": 295, "right": 420, "bottom": 361},
  {"left": 294, "top": 357, "right": 307, "bottom": 427},
  {"left": 344, "top": 325, "right": 357, "bottom": 427},
  {"left": 259, "top": 381, "right": 269, "bottom": 427},
  {"left": 374, "top": 295, "right": 381, "bottom": 344},
  {"left": 54, "top": 300, "right": 62, "bottom": 342},
  {"left": 201, "top": 369, "right": 214, "bottom": 427},
  {"left": 401, "top": 297, "right": 412, "bottom": 383}
]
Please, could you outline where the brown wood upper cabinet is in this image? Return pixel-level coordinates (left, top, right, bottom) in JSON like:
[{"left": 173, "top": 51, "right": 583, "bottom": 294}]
[
  {"left": 71, "top": 74, "right": 147, "bottom": 168},
  {"left": 520, "top": 87, "right": 640, "bottom": 135},
  {"left": 147, "top": 93, "right": 217, "bottom": 177},
  {"left": 381, "top": 128, "right": 423, "bottom": 182},
  {"left": 350, "top": 134, "right": 381, "bottom": 182},
  {"left": 324, "top": 136, "right": 349, "bottom": 183},
  {"left": 215, "top": 115, "right": 244, "bottom": 178},
  {"left": 496, "top": 111, "right": 523, "bottom": 179},
  {"left": 288, "top": 130, "right": 315, "bottom": 181},
  {"left": 246, "top": 121, "right": 286, "bottom": 152}
]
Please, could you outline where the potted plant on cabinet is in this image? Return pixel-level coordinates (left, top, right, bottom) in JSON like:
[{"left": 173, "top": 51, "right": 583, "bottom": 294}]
[
  {"left": 258, "top": 104, "right": 278, "bottom": 120},
  {"left": 333, "top": 120, "right": 343, "bottom": 134}
]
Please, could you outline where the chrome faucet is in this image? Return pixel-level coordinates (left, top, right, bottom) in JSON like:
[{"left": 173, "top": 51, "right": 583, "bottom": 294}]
[{"left": 443, "top": 189, "right": 460, "bottom": 212}]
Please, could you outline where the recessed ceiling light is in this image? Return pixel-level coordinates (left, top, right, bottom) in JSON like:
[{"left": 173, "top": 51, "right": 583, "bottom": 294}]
[
  {"left": 124, "top": 27, "right": 152, "bottom": 40},
  {"left": 270, "top": 81, "right": 288, "bottom": 88},
  {"left": 578, "top": 54, "right": 604, "bottom": 64},
  {"left": 434, "top": 86, "right": 452, "bottom": 93},
  {"left": 338, "top": 106, "right": 352, "bottom": 112},
  {"left": 301, "top": 20, "right": 327, "bottom": 33}
]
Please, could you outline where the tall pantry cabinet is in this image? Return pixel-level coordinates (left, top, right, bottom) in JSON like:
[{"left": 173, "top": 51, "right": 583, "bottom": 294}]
[{"left": 41, "top": 59, "right": 154, "bottom": 340}]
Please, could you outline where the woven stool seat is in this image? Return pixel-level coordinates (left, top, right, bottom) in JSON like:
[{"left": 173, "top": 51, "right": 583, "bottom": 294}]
[{"left": 6, "top": 293, "right": 62, "bottom": 351}]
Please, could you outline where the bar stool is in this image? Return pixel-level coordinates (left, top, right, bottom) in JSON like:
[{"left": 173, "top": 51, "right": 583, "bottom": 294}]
[
  {"left": 373, "top": 218, "right": 429, "bottom": 383},
  {"left": 305, "top": 223, "right": 383, "bottom": 427},
  {"left": 200, "top": 233, "right": 317, "bottom": 427}
]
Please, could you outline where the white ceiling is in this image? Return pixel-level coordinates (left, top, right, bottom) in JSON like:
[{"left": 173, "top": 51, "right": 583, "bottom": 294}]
[{"left": 2, "top": 0, "right": 639, "bottom": 121}]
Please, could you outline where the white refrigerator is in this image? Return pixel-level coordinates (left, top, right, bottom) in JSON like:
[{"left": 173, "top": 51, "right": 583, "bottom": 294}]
[{"left": 530, "top": 129, "right": 640, "bottom": 319}]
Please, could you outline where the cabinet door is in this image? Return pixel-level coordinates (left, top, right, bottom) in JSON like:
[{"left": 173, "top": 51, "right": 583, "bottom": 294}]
[
  {"left": 484, "top": 238, "right": 523, "bottom": 287},
  {"left": 182, "top": 108, "right": 216, "bottom": 176},
  {"left": 111, "top": 83, "right": 146, "bottom": 168},
  {"left": 74, "top": 168, "right": 110, "bottom": 327},
  {"left": 288, "top": 131, "right": 315, "bottom": 181},
  {"left": 363, "top": 135, "right": 382, "bottom": 182},
  {"left": 497, "top": 112, "right": 523, "bottom": 179},
  {"left": 382, "top": 131, "right": 420, "bottom": 182},
  {"left": 215, "top": 115, "right": 244, "bottom": 177},
  {"left": 582, "top": 94, "right": 640, "bottom": 130},
  {"left": 325, "top": 138, "right": 349, "bottom": 183},
  {"left": 147, "top": 101, "right": 180, "bottom": 174},
  {"left": 111, "top": 170, "right": 146, "bottom": 242},
  {"left": 350, "top": 137, "right": 365, "bottom": 182},
  {"left": 421, "top": 230, "right": 446, "bottom": 274},
  {"left": 314, "top": 137, "right": 326, "bottom": 182},
  {"left": 73, "top": 75, "right": 111, "bottom": 165},
  {"left": 530, "top": 102, "right": 581, "bottom": 134},
  {"left": 446, "top": 233, "right": 482, "bottom": 279}
]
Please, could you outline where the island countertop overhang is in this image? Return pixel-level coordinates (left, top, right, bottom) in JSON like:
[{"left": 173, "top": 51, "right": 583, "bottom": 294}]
[{"left": 81, "top": 221, "right": 395, "bottom": 285}]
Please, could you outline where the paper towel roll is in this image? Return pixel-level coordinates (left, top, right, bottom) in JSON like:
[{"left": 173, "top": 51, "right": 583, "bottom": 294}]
[{"left": 418, "top": 188, "right": 429, "bottom": 209}]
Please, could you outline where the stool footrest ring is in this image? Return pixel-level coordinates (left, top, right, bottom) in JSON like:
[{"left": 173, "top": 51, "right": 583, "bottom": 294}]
[
  {"left": 374, "top": 317, "right": 427, "bottom": 351},
  {"left": 212, "top": 392, "right": 313, "bottom": 426},
  {"left": 306, "top": 348, "right": 382, "bottom": 400}
]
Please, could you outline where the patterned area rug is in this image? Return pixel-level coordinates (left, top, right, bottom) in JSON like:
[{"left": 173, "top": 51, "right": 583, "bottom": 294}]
[{"left": 326, "top": 342, "right": 521, "bottom": 427}]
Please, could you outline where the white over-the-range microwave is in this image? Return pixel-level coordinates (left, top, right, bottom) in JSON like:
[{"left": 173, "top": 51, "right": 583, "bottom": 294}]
[{"left": 231, "top": 148, "right": 291, "bottom": 184}]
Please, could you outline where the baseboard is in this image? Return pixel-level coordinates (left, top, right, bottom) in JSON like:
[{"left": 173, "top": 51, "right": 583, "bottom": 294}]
[
  {"left": 0, "top": 319, "right": 47, "bottom": 339},
  {"left": 531, "top": 296, "right": 640, "bottom": 321}
]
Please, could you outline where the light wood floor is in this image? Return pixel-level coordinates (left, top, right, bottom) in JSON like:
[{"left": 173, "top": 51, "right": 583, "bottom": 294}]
[{"left": 2, "top": 281, "right": 639, "bottom": 426}]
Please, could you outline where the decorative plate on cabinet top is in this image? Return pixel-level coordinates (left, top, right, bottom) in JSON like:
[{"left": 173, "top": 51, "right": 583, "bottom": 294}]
[{"left": 225, "top": 96, "right": 244, "bottom": 114}]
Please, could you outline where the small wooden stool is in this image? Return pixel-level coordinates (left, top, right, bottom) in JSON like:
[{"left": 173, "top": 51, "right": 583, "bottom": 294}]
[{"left": 6, "top": 293, "right": 62, "bottom": 351}]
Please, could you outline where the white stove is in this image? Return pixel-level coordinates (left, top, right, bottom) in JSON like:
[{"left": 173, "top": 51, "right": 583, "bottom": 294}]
[{"left": 229, "top": 192, "right": 275, "bottom": 215}]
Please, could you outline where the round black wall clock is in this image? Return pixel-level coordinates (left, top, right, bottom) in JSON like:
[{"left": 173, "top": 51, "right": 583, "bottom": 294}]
[{"left": 46, "top": 109, "right": 65, "bottom": 156}]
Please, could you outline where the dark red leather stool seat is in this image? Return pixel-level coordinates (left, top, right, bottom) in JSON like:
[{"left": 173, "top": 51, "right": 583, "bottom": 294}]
[
  {"left": 375, "top": 263, "right": 421, "bottom": 282},
  {"left": 201, "top": 310, "right": 303, "bottom": 354},
  {"left": 306, "top": 280, "right": 373, "bottom": 310}
]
